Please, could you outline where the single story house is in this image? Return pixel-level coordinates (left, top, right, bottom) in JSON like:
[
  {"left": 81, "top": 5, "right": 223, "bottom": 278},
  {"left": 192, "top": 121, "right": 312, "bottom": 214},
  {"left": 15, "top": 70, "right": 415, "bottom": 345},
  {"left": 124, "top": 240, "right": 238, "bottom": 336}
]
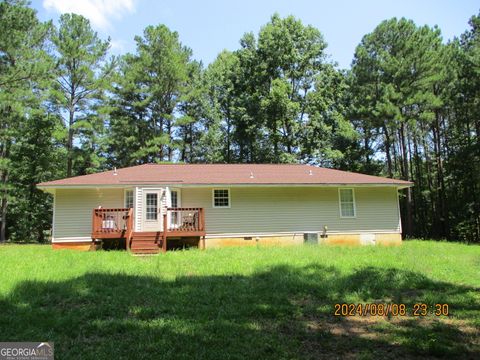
[{"left": 37, "top": 164, "right": 412, "bottom": 254}]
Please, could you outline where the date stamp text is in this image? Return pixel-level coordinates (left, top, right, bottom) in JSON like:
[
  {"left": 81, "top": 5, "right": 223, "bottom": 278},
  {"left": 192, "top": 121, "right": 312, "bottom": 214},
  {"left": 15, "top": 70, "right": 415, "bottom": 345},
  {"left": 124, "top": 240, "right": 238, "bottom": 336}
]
[{"left": 334, "top": 303, "right": 449, "bottom": 317}]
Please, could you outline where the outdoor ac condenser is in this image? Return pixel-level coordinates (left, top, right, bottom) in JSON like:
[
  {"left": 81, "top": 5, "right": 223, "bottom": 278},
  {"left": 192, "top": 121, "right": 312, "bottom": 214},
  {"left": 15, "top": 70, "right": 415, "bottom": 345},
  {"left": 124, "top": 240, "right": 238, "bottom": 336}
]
[{"left": 303, "top": 232, "right": 319, "bottom": 244}]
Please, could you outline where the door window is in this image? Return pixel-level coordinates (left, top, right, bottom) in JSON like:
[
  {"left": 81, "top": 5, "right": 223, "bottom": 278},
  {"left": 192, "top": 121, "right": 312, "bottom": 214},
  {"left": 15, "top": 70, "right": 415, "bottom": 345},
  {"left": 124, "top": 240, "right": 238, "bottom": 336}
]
[{"left": 146, "top": 193, "right": 158, "bottom": 220}]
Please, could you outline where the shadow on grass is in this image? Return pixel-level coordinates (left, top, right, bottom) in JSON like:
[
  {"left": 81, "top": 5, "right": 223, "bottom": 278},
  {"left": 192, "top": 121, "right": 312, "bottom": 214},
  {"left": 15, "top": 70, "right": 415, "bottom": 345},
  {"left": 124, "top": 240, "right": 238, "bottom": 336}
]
[{"left": 0, "top": 265, "right": 478, "bottom": 359}]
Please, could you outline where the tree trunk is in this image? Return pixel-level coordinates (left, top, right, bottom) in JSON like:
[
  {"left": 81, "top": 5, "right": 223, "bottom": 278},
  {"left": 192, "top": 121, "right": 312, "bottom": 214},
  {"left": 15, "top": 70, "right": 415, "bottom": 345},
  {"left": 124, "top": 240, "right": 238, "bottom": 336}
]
[
  {"left": 364, "top": 126, "right": 370, "bottom": 167},
  {"left": 433, "top": 111, "right": 448, "bottom": 238},
  {"left": 407, "top": 131, "right": 416, "bottom": 236},
  {"left": 0, "top": 106, "right": 9, "bottom": 242},
  {"left": 158, "top": 117, "right": 164, "bottom": 161},
  {"left": 0, "top": 195, "right": 7, "bottom": 242},
  {"left": 180, "top": 130, "right": 187, "bottom": 162},
  {"left": 189, "top": 122, "right": 194, "bottom": 163},
  {"left": 392, "top": 130, "right": 399, "bottom": 175},
  {"left": 0, "top": 144, "right": 9, "bottom": 243},
  {"left": 167, "top": 119, "right": 173, "bottom": 162},
  {"left": 226, "top": 118, "right": 231, "bottom": 163},
  {"left": 382, "top": 122, "right": 393, "bottom": 178},
  {"left": 66, "top": 107, "right": 74, "bottom": 177},
  {"left": 412, "top": 134, "right": 426, "bottom": 236},
  {"left": 399, "top": 121, "right": 413, "bottom": 236},
  {"left": 421, "top": 126, "right": 436, "bottom": 234},
  {"left": 273, "top": 113, "right": 279, "bottom": 160}
]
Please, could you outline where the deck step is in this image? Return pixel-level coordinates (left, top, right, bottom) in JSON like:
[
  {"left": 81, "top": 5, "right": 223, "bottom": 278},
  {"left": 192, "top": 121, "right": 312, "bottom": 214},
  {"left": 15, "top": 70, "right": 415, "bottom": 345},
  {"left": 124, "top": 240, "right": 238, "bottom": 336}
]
[
  {"left": 130, "top": 241, "right": 159, "bottom": 246},
  {"left": 129, "top": 232, "right": 163, "bottom": 255},
  {"left": 131, "top": 248, "right": 159, "bottom": 252},
  {"left": 130, "top": 246, "right": 159, "bottom": 250},
  {"left": 132, "top": 232, "right": 162, "bottom": 236},
  {"left": 131, "top": 249, "right": 160, "bottom": 255},
  {"left": 131, "top": 245, "right": 158, "bottom": 250},
  {"left": 131, "top": 239, "right": 160, "bottom": 244}
]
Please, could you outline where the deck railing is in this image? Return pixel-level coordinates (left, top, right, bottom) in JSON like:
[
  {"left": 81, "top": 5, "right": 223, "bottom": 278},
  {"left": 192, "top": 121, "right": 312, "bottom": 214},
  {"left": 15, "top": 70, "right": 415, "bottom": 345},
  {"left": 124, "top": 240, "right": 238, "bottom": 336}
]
[
  {"left": 92, "top": 208, "right": 133, "bottom": 238},
  {"left": 166, "top": 207, "right": 205, "bottom": 233},
  {"left": 92, "top": 207, "right": 204, "bottom": 252}
]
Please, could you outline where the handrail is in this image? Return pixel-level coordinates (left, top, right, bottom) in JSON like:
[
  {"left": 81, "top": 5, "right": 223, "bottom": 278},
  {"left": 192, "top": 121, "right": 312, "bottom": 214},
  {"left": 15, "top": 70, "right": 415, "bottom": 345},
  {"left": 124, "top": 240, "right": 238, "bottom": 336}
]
[
  {"left": 166, "top": 207, "right": 204, "bottom": 233},
  {"left": 94, "top": 208, "right": 131, "bottom": 212},
  {"left": 92, "top": 207, "right": 204, "bottom": 246},
  {"left": 92, "top": 208, "right": 132, "bottom": 236},
  {"left": 166, "top": 207, "right": 202, "bottom": 211}
]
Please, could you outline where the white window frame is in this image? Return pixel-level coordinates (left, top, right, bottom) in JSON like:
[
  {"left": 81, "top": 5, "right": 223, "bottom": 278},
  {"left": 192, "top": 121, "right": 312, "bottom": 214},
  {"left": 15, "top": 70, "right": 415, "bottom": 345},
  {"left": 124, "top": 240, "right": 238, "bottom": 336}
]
[
  {"left": 124, "top": 189, "right": 134, "bottom": 209},
  {"left": 212, "top": 188, "right": 231, "bottom": 208},
  {"left": 170, "top": 188, "right": 181, "bottom": 208},
  {"left": 338, "top": 188, "right": 356, "bottom": 218}
]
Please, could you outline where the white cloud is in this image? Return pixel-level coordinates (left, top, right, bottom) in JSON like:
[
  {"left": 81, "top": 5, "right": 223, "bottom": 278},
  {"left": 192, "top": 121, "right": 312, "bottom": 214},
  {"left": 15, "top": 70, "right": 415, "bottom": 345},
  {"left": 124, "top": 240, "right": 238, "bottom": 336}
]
[
  {"left": 110, "top": 39, "right": 126, "bottom": 52},
  {"left": 43, "top": 0, "right": 136, "bottom": 31}
]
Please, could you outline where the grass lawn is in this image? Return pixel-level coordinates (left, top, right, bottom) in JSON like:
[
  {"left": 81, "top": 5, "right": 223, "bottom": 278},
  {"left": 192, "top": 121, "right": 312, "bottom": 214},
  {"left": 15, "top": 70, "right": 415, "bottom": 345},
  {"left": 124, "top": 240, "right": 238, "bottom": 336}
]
[{"left": 0, "top": 241, "right": 479, "bottom": 359}]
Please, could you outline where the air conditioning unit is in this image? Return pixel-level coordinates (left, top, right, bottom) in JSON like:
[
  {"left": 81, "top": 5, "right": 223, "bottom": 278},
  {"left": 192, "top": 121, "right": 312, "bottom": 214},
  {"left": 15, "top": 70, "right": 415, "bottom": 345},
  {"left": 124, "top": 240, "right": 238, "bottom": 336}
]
[{"left": 303, "top": 232, "right": 319, "bottom": 244}]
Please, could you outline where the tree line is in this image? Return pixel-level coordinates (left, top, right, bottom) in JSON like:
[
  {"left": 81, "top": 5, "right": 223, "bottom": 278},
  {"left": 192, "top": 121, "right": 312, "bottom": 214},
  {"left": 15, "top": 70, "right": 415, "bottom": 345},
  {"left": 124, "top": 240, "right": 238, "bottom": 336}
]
[{"left": 0, "top": 0, "right": 479, "bottom": 243}]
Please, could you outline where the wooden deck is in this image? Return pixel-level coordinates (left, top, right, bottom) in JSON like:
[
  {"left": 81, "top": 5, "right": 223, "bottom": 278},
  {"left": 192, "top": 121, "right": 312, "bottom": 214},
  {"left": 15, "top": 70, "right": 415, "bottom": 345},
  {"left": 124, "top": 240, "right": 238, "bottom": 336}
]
[{"left": 92, "top": 207, "right": 206, "bottom": 254}]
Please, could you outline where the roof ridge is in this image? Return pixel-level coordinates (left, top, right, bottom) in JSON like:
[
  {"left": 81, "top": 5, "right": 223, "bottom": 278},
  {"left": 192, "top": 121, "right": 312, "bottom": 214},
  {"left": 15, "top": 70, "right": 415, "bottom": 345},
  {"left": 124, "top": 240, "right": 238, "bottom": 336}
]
[{"left": 143, "top": 163, "right": 309, "bottom": 166}]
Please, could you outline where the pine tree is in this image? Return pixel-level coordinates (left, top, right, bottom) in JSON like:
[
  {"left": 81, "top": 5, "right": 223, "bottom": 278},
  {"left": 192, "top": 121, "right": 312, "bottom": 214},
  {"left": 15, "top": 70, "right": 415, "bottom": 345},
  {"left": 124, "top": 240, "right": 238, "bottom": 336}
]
[
  {"left": 0, "top": 0, "right": 52, "bottom": 242},
  {"left": 51, "top": 13, "right": 113, "bottom": 177}
]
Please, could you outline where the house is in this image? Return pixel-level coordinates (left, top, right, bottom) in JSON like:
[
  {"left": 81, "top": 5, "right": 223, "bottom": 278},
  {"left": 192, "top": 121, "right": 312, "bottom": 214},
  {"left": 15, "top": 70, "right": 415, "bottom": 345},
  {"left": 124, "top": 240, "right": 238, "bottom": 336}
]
[{"left": 37, "top": 164, "right": 412, "bottom": 254}]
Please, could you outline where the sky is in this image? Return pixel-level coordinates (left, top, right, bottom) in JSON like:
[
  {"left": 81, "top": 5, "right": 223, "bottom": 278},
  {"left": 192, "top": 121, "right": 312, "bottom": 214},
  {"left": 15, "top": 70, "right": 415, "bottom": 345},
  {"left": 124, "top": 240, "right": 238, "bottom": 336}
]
[{"left": 33, "top": 0, "right": 479, "bottom": 69}]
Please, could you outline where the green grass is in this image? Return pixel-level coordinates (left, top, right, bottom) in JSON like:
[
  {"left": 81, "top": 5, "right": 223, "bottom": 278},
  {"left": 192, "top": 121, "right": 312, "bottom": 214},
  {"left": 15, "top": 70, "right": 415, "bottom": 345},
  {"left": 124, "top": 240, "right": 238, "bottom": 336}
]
[{"left": 0, "top": 241, "right": 479, "bottom": 359}]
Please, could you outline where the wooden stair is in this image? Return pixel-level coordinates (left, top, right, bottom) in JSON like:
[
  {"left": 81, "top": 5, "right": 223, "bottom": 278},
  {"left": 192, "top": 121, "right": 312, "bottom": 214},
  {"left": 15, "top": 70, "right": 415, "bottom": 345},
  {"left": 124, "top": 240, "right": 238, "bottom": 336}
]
[{"left": 129, "top": 232, "right": 164, "bottom": 255}]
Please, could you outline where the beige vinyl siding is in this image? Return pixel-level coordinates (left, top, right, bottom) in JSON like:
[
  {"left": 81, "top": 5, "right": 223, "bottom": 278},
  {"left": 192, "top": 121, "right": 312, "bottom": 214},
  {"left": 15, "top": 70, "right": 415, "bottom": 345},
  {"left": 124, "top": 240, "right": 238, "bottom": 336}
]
[
  {"left": 181, "top": 186, "right": 400, "bottom": 235},
  {"left": 54, "top": 188, "right": 124, "bottom": 240},
  {"left": 52, "top": 185, "right": 401, "bottom": 241},
  {"left": 134, "top": 187, "right": 143, "bottom": 231}
]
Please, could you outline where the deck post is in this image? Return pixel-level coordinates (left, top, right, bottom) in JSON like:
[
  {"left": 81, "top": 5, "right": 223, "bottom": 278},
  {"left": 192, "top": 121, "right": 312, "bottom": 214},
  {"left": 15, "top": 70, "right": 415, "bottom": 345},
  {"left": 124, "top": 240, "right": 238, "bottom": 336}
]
[
  {"left": 200, "top": 208, "right": 205, "bottom": 231},
  {"left": 126, "top": 208, "right": 133, "bottom": 251},
  {"left": 91, "top": 209, "right": 96, "bottom": 238},
  {"left": 91, "top": 210, "right": 97, "bottom": 251},
  {"left": 162, "top": 213, "right": 167, "bottom": 253}
]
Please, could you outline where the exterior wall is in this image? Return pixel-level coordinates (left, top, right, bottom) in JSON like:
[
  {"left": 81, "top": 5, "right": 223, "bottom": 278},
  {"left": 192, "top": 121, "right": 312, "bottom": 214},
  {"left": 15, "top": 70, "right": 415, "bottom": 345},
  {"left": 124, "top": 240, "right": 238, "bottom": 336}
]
[
  {"left": 52, "top": 241, "right": 95, "bottom": 250},
  {"left": 54, "top": 188, "right": 124, "bottom": 242},
  {"left": 51, "top": 185, "right": 402, "bottom": 248},
  {"left": 181, "top": 186, "right": 401, "bottom": 236},
  {"left": 205, "top": 232, "right": 402, "bottom": 248}
]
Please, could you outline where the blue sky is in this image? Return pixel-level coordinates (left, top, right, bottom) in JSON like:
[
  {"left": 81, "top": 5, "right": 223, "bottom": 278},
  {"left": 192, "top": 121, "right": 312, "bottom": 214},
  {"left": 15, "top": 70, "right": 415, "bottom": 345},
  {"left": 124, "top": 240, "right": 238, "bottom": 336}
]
[{"left": 34, "top": 0, "right": 479, "bottom": 69}]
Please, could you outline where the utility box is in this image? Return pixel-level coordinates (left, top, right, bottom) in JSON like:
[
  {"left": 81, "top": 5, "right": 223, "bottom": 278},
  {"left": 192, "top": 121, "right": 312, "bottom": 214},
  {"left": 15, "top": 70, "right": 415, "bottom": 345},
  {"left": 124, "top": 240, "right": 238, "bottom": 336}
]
[{"left": 303, "top": 232, "right": 319, "bottom": 244}]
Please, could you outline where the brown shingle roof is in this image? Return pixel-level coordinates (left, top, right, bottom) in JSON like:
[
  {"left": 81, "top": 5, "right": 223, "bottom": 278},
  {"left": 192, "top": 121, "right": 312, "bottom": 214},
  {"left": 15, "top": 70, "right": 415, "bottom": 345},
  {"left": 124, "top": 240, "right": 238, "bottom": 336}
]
[{"left": 37, "top": 164, "right": 412, "bottom": 187}]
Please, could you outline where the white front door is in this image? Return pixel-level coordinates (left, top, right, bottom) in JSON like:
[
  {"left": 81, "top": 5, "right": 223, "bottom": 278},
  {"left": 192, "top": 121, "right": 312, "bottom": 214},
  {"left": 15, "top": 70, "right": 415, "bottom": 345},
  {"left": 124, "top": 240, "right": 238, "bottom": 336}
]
[{"left": 143, "top": 190, "right": 163, "bottom": 231}]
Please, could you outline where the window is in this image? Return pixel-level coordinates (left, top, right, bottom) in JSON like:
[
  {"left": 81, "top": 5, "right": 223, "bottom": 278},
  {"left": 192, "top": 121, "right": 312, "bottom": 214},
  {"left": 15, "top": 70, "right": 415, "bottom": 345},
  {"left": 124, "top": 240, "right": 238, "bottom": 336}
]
[
  {"left": 171, "top": 190, "right": 178, "bottom": 208},
  {"left": 170, "top": 189, "right": 179, "bottom": 224},
  {"left": 213, "top": 189, "right": 230, "bottom": 208},
  {"left": 146, "top": 193, "right": 158, "bottom": 220},
  {"left": 125, "top": 190, "right": 134, "bottom": 209},
  {"left": 339, "top": 188, "right": 356, "bottom": 218}
]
